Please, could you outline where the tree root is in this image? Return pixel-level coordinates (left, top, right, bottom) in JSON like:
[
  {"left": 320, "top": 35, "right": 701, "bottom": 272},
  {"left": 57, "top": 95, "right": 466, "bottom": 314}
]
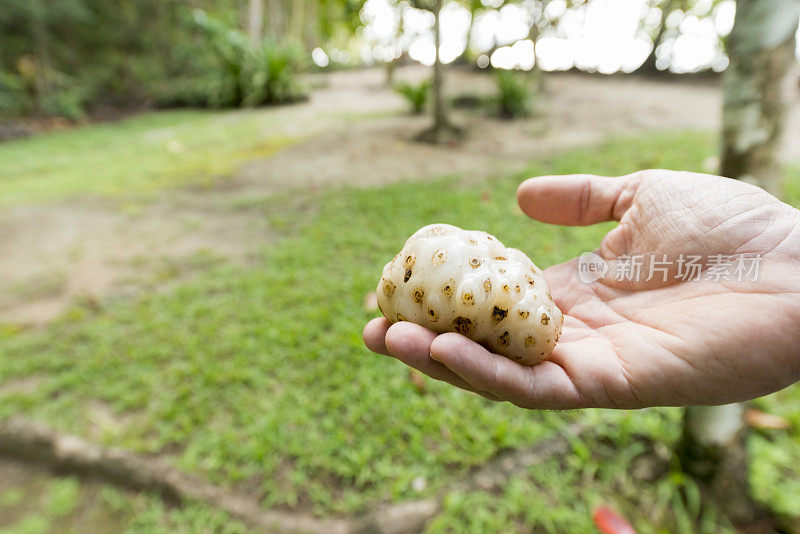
[{"left": 0, "top": 417, "right": 582, "bottom": 533}]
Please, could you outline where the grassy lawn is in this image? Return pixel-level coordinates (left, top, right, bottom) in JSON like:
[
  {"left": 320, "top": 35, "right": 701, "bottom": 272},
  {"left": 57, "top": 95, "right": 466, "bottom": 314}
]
[
  {"left": 1, "top": 126, "right": 800, "bottom": 532},
  {"left": 0, "top": 109, "right": 297, "bottom": 206}
]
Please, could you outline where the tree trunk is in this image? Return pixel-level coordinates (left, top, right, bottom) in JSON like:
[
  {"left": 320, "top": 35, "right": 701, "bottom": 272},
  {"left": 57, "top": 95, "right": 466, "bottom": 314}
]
[
  {"left": 267, "top": 0, "right": 284, "bottom": 41},
  {"left": 432, "top": 0, "right": 447, "bottom": 135},
  {"left": 30, "top": 0, "right": 51, "bottom": 114},
  {"left": 290, "top": 0, "right": 306, "bottom": 44},
  {"left": 720, "top": 0, "right": 800, "bottom": 197},
  {"left": 248, "top": 0, "right": 263, "bottom": 45},
  {"left": 636, "top": 0, "right": 672, "bottom": 75},
  {"left": 677, "top": 404, "right": 764, "bottom": 524},
  {"left": 678, "top": 4, "right": 800, "bottom": 526},
  {"left": 415, "top": 0, "right": 459, "bottom": 143},
  {"left": 386, "top": 4, "right": 407, "bottom": 86},
  {"left": 527, "top": 6, "right": 545, "bottom": 92}
]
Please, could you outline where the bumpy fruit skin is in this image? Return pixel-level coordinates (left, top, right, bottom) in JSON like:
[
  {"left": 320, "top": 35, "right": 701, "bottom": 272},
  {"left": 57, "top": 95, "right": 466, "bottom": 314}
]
[{"left": 377, "top": 224, "right": 563, "bottom": 365}]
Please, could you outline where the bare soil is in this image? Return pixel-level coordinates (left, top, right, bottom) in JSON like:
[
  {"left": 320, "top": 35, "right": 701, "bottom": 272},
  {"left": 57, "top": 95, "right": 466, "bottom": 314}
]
[{"left": 2, "top": 65, "right": 799, "bottom": 325}]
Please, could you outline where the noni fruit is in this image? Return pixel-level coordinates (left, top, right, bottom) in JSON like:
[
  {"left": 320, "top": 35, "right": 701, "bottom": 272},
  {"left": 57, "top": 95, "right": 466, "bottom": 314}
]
[{"left": 376, "top": 224, "right": 563, "bottom": 365}]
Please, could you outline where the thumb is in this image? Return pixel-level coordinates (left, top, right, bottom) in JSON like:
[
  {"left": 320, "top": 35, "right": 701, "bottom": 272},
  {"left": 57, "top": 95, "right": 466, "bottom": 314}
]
[{"left": 517, "top": 173, "right": 640, "bottom": 227}]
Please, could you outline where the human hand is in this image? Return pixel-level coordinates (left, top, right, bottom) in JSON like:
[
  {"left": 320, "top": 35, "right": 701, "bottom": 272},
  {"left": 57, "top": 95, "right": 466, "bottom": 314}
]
[{"left": 363, "top": 170, "right": 800, "bottom": 408}]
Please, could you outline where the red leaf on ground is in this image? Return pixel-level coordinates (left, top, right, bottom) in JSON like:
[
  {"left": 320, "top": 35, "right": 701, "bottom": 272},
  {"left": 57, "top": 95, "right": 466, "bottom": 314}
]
[{"left": 592, "top": 506, "right": 637, "bottom": 534}]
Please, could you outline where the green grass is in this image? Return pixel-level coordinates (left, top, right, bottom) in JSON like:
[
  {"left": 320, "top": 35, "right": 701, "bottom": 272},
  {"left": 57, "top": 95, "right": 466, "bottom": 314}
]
[
  {"left": 2, "top": 128, "right": 800, "bottom": 529},
  {"left": 0, "top": 109, "right": 296, "bottom": 206},
  {"left": 0, "top": 470, "right": 245, "bottom": 534}
]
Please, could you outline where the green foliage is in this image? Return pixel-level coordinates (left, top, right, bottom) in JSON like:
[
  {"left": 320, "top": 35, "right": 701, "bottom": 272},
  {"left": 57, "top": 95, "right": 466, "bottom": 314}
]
[
  {"left": 0, "top": 0, "right": 192, "bottom": 119},
  {"left": 0, "top": 70, "right": 31, "bottom": 117},
  {"left": 393, "top": 79, "right": 431, "bottom": 114},
  {"left": 154, "top": 10, "right": 306, "bottom": 109},
  {"left": 494, "top": 69, "right": 534, "bottom": 119},
  {"left": 425, "top": 435, "right": 732, "bottom": 534},
  {"left": 45, "top": 478, "right": 81, "bottom": 518},
  {"left": 0, "top": 1, "right": 320, "bottom": 119},
  {"left": 450, "top": 91, "right": 487, "bottom": 110}
]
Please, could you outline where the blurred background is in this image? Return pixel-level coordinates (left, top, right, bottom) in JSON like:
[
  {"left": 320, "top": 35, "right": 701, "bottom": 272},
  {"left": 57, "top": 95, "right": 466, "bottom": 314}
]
[{"left": 1, "top": 0, "right": 800, "bottom": 532}]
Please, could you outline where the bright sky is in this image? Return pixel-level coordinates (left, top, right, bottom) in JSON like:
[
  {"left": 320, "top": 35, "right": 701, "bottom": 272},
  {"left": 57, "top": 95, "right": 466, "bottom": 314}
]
[{"left": 313, "top": 0, "right": 799, "bottom": 73}]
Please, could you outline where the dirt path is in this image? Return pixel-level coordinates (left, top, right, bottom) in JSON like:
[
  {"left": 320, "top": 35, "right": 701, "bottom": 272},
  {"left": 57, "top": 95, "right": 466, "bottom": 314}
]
[{"left": 3, "top": 66, "right": 799, "bottom": 325}]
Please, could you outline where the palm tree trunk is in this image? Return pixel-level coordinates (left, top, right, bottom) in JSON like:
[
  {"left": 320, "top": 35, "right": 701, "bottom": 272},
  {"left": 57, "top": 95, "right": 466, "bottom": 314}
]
[
  {"left": 248, "top": 0, "right": 263, "bottom": 45},
  {"left": 432, "top": 0, "right": 447, "bottom": 135},
  {"left": 636, "top": 0, "right": 673, "bottom": 75}
]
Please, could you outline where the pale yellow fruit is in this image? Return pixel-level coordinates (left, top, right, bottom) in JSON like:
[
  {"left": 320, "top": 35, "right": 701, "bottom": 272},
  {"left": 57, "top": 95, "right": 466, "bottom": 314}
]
[{"left": 377, "top": 224, "right": 563, "bottom": 365}]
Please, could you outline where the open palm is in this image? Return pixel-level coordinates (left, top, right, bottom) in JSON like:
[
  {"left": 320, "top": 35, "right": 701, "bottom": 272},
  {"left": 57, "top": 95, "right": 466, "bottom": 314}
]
[{"left": 363, "top": 170, "right": 800, "bottom": 408}]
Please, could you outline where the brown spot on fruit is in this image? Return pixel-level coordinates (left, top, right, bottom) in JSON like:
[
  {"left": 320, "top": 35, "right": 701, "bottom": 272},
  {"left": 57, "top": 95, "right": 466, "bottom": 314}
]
[
  {"left": 541, "top": 313, "right": 550, "bottom": 325},
  {"left": 412, "top": 288, "right": 425, "bottom": 304},
  {"left": 498, "top": 268, "right": 506, "bottom": 274},
  {"left": 461, "top": 292, "right": 474, "bottom": 305},
  {"left": 502, "top": 284, "right": 509, "bottom": 292},
  {"left": 483, "top": 279, "right": 492, "bottom": 293},
  {"left": 498, "top": 331, "right": 510, "bottom": 347},
  {"left": 467, "top": 237, "right": 478, "bottom": 245},
  {"left": 494, "top": 256, "right": 507, "bottom": 261},
  {"left": 404, "top": 268, "right": 412, "bottom": 283},
  {"left": 469, "top": 258, "right": 481, "bottom": 268},
  {"left": 491, "top": 306, "right": 508, "bottom": 325},
  {"left": 518, "top": 310, "right": 530, "bottom": 319},
  {"left": 452, "top": 316, "right": 474, "bottom": 336},
  {"left": 382, "top": 279, "right": 396, "bottom": 298},
  {"left": 432, "top": 249, "right": 447, "bottom": 266},
  {"left": 525, "top": 335, "right": 536, "bottom": 347},
  {"left": 404, "top": 254, "right": 416, "bottom": 269},
  {"left": 397, "top": 313, "right": 406, "bottom": 322},
  {"left": 442, "top": 279, "right": 455, "bottom": 297},
  {"left": 428, "top": 308, "right": 438, "bottom": 321},
  {"left": 525, "top": 274, "right": 535, "bottom": 286},
  {"left": 514, "top": 284, "right": 521, "bottom": 293}
]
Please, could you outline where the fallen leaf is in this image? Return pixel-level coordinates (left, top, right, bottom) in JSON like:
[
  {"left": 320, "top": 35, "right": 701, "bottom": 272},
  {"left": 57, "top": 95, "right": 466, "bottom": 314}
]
[
  {"left": 744, "top": 408, "right": 790, "bottom": 430},
  {"left": 592, "top": 506, "right": 637, "bottom": 534}
]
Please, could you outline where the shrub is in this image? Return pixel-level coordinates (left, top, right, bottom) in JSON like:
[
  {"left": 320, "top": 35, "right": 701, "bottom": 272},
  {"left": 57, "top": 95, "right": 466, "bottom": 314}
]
[
  {"left": 154, "top": 10, "right": 306, "bottom": 109},
  {"left": 494, "top": 70, "right": 533, "bottom": 119},
  {"left": 244, "top": 40, "right": 306, "bottom": 106},
  {"left": 0, "top": 70, "right": 30, "bottom": 118},
  {"left": 451, "top": 91, "right": 486, "bottom": 110},
  {"left": 393, "top": 79, "right": 431, "bottom": 114},
  {"left": 0, "top": 64, "right": 86, "bottom": 121}
]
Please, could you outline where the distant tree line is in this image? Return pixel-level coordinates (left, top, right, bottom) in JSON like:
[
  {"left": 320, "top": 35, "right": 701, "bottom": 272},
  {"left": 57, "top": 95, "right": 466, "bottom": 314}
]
[
  {"left": 0, "top": 0, "right": 761, "bottom": 121},
  {"left": 0, "top": 0, "right": 363, "bottom": 120}
]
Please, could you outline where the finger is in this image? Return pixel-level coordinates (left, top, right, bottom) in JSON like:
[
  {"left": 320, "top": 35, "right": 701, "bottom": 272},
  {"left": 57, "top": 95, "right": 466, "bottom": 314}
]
[
  {"left": 429, "top": 333, "right": 585, "bottom": 409},
  {"left": 517, "top": 173, "right": 640, "bottom": 226},
  {"left": 384, "top": 322, "right": 502, "bottom": 400},
  {"left": 363, "top": 317, "right": 391, "bottom": 355}
]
